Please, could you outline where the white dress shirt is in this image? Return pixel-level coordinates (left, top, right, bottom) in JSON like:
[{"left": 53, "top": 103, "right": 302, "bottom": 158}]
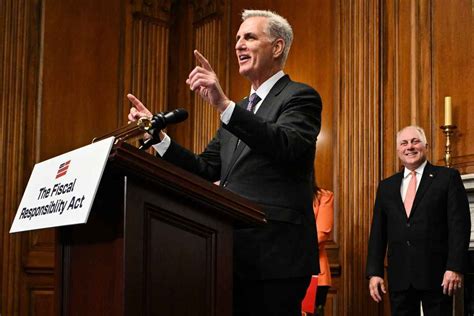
[
  {"left": 400, "top": 160, "right": 427, "bottom": 201},
  {"left": 153, "top": 70, "right": 286, "bottom": 156}
]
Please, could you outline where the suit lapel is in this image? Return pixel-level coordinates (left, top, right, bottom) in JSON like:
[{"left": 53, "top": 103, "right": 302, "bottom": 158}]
[
  {"left": 393, "top": 172, "right": 405, "bottom": 214},
  {"left": 253, "top": 75, "right": 289, "bottom": 119},
  {"left": 226, "top": 124, "right": 241, "bottom": 155},
  {"left": 410, "top": 162, "right": 437, "bottom": 215},
  {"left": 220, "top": 98, "right": 248, "bottom": 183},
  {"left": 220, "top": 75, "right": 291, "bottom": 183},
  {"left": 230, "top": 136, "right": 247, "bottom": 166}
]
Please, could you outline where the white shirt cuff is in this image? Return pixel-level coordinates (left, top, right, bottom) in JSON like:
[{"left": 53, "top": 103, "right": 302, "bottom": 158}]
[
  {"left": 220, "top": 101, "right": 235, "bottom": 124},
  {"left": 154, "top": 102, "right": 235, "bottom": 156},
  {"left": 152, "top": 133, "right": 171, "bottom": 156}
]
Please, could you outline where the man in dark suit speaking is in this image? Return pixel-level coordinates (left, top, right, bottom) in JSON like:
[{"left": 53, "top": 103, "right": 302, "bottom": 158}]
[
  {"left": 127, "top": 9, "right": 322, "bottom": 315},
  {"left": 366, "top": 125, "right": 471, "bottom": 315}
]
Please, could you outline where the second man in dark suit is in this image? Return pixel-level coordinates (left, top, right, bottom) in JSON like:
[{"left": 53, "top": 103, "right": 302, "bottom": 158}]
[
  {"left": 366, "top": 125, "right": 471, "bottom": 316},
  {"left": 128, "top": 9, "right": 322, "bottom": 315}
]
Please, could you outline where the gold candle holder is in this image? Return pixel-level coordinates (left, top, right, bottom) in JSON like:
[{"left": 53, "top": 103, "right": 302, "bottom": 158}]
[{"left": 440, "top": 124, "right": 457, "bottom": 168}]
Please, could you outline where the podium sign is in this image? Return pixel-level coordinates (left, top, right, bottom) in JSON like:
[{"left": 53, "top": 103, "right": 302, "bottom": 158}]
[{"left": 10, "top": 137, "right": 115, "bottom": 233}]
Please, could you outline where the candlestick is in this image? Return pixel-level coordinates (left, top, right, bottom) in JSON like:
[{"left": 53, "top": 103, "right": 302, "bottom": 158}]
[
  {"left": 440, "top": 124, "right": 457, "bottom": 168},
  {"left": 444, "top": 96, "right": 452, "bottom": 126}
]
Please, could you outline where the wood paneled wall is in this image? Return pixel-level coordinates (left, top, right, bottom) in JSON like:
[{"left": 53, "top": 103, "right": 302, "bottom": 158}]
[
  {"left": 1, "top": 0, "right": 472, "bottom": 315},
  {"left": 1, "top": 0, "right": 46, "bottom": 314},
  {"left": 382, "top": 0, "right": 433, "bottom": 176},
  {"left": 1, "top": 0, "right": 126, "bottom": 314},
  {"left": 130, "top": 1, "right": 171, "bottom": 118},
  {"left": 338, "top": 1, "right": 382, "bottom": 314},
  {"left": 432, "top": 0, "right": 474, "bottom": 173},
  {"left": 191, "top": 0, "right": 229, "bottom": 153}
]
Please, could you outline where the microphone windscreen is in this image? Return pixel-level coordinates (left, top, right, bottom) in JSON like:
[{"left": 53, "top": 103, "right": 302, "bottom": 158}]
[{"left": 165, "top": 108, "right": 188, "bottom": 124}]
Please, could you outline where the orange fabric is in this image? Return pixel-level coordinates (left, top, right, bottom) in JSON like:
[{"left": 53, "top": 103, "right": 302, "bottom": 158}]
[
  {"left": 301, "top": 275, "right": 318, "bottom": 313},
  {"left": 313, "top": 189, "right": 334, "bottom": 286}
]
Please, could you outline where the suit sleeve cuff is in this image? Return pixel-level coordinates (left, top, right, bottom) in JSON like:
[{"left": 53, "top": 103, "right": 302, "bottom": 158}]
[
  {"left": 152, "top": 133, "right": 171, "bottom": 156},
  {"left": 220, "top": 101, "right": 235, "bottom": 124}
]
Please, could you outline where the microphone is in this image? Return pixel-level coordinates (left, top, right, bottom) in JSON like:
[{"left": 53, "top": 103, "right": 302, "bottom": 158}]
[
  {"left": 139, "top": 108, "right": 188, "bottom": 150},
  {"left": 150, "top": 108, "right": 188, "bottom": 130}
]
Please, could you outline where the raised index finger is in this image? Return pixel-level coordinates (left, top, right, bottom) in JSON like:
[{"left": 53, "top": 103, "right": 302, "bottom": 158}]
[
  {"left": 194, "top": 50, "right": 214, "bottom": 72},
  {"left": 127, "top": 93, "right": 149, "bottom": 113}
]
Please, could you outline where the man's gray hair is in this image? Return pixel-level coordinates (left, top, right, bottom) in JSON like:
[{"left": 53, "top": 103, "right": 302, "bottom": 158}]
[
  {"left": 241, "top": 9, "right": 293, "bottom": 66},
  {"left": 396, "top": 125, "right": 428, "bottom": 146}
]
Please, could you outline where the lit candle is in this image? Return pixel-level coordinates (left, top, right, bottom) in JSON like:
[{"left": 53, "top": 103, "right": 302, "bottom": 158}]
[{"left": 444, "top": 96, "right": 452, "bottom": 126}]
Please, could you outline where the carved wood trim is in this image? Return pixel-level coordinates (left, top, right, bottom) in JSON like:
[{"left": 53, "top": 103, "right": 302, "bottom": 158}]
[
  {"left": 131, "top": 0, "right": 173, "bottom": 23},
  {"left": 145, "top": 206, "right": 217, "bottom": 314},
  {"left": 450, "top": 154, "right": 474, "bottom": 175},
  {"left": 192, "top": 18, "right": 223, "bottom": 152},
  {"left": 20, "top": 279, "right": 55, "bottom": 315},
  {"left": 0, "top": 0, "right": 45, "bottom": 314},
  {"left": 188, "top": 1, "right": 229, "bottom": 152},
  {"left": 191, "top": 0, "right": 225, "bottom": 24},
  {"left": 337, "top": 0, "right": 382, "bottom": 314},
  {"left": 130, "top": 13, "right": 170, "bottom": 117},
  {"left": 29, "top": 289, "right": 54, "bottom": 315},
  {"left": 381, "top": 0, "right": 433, "bottom": 177}
]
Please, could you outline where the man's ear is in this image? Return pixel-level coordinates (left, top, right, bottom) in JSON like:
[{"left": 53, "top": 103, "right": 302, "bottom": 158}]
[{"left": 272, "top": 38, "right": 285, "bottom": 59}]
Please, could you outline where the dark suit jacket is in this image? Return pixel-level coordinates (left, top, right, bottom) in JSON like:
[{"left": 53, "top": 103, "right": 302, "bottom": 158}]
[
  {"left": 162, "top": 75, "right": 322, "bottom": 280},
  {"left": 366, "top": 162, "right": 471, "bottom": 291}
]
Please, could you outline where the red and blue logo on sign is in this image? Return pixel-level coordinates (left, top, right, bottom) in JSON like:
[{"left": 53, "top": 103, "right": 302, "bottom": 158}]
[{"left": 55, "top": 160, "right": 71, "bottom": 179}]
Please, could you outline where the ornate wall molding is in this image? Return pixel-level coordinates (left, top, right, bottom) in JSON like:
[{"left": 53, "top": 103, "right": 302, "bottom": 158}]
[
  {"left": 131, "top": 0, "right": 174, "bottom": 23},
  {"left": 189, "top": 0, "right": 228, "bottom": 153},
  {"left": 381, "top": 0, "right": 433, "bottom": 176},
  {"left": 461, "top": 174, "right": 474, "bottom": 249},
  {"left": 337, "top": 0, "right": 382, "bottom": 314},
  {"left": 192, "top": 18, "right": 223, "bottom": 152},
  {"left": 0, "top": 0, "right": 45, "bottom": 314},
  {"left": 130, "top": 6, "right": 171, "bottom": 117},
  {"left": 191, "top": 0, "right": 225, "bottom": 23}
]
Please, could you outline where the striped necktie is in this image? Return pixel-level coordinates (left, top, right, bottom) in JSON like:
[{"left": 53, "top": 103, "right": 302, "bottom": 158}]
[
  {"left": 235, "top": 93, "right": 261, "bottom": 149},
  {"left": 246, "top": 93, "right": 261, "bottom": 113}
]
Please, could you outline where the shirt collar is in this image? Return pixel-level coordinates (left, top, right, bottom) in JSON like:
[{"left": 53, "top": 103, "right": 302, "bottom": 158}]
[
  {"left": 403, "top": 160, "right": 428, "bottom": 178},
  {"left": 250, "top": 70, "right": 285, "bottom": 101}
]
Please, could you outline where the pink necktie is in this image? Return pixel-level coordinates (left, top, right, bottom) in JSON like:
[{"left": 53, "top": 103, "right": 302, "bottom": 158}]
[{"left": 404, "top": 171, "right": 417, "bottom": 216}]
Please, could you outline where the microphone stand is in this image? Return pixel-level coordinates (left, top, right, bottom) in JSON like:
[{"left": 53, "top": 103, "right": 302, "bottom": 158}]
[
  {"left": 138, "top": 128, "right": 161, "bottom": 150},
  {"left": 92, "top": 109, "right": 187, "bottom": 149},
  {"left": 92, "top": 116, "right": 154, "bottom": 144}
]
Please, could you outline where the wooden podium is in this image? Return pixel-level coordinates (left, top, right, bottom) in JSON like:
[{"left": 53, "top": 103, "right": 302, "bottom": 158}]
[{"left": 56, "top": 142, "right": 265, "bottom": 315}]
